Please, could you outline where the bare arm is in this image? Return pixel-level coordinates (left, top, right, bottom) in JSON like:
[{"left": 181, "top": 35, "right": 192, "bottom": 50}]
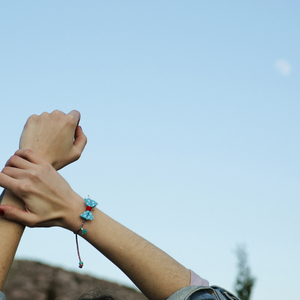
[
  {"left": 0, "top": 110, "right": 87, "bottom": 290},
  {"left": 0, "top": 150, "right": 190, "bottom": 300},
  {"left": 84, "top": 208, "right": 191, "bottom": 300},
  {"left": 0, "top": 190, "right": 25, "bottom": 289}
]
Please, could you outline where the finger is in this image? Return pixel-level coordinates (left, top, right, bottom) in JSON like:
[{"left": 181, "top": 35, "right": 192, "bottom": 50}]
[
  {"left": 0, "top": 172, "right": 19, "bottom": 193},
  {"left": 0, "top": 204, "right": 39, "bottom": 227},
  {"left": 73, "top": 126, "right": 88, "bottom": 154},
  {"left": 22, "top": 114, "right": 39, "bottom": 131},
  {"left": 14, "top": 149, "right": 46, "bottom": 166},
  {"left": 68, "top": 110, "right": 81, "bottom": 124},
  {"left": 2, "top": 166, "right": 26, "bottom": 180},
  {"left": 5, "top": 153, "right": 33, "bottom": 169}
]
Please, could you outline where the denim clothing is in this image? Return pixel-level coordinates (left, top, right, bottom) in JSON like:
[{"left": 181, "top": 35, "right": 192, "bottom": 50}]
[{"left": 167, "top": 285, "right": 240, "bottom": 300}]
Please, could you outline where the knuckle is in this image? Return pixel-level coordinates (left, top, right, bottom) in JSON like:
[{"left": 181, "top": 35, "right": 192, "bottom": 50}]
[
  {"left": 8, "top": 155, "right": 18, "bottom": 165},
  {"left": 52, "top": 109, "right": 62, "bottom": 116},
  {"left": 28, "top": 169, "right": 38, "bottom": 180},
  {"left": 72, "top": 110, "right": 80, "bottom": 118},
  {"left": 19, "top": 182, "right": 32, "bottom": 194},
  {"left": 26, "top": 114, "right": 39, "bottom": 123},
  {"left": 2, "top": 166, "right": 10, "bottom": 174},
  {"left": 40, "top": 112, "right": 50, "bottom": 118},
  {"left": 65, "top": 114, "right": 77, "bottom": 125},
  {"left": 23, "top": 149, "right": 33, "bottom": 156}
]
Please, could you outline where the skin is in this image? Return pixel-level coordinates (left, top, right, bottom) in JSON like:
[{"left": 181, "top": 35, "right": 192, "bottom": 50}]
[
  {"left": 0, "top": 110, "right": 87, "bottom": 290},
  {"left": 0, "top": 150, "right": 190, "bottom": 300}
]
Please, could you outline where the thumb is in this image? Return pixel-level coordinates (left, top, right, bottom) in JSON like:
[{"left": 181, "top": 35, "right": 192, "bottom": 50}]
[
  {"left": 0, "top": 205, "right": 37, "bottom": 227},
  {"left": 73, "top": 126, "right": 88, "bottom": 155}
]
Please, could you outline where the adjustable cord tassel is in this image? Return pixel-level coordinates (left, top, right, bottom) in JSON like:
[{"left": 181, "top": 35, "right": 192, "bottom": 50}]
[{"left": 75, "top": 220, "right": 86, "bottom": 268}]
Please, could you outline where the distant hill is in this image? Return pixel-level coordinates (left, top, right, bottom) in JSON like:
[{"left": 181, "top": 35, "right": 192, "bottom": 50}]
[{"left": 3, "top": 260, "right": 148, "bottom": 300}]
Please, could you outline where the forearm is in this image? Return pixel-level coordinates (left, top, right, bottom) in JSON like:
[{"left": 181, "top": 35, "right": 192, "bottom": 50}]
[
  {"left": 0, "top": 148, "right": 189, "bottom": 299},
  {"left": 81, "top": 207, "right": 190, "bottom": 300},
  {"left": 0, "top": 190, "right": 25, "bottom": 290},
  {"left": 0, "top": 110, "right": 86, "bottom": 291}
]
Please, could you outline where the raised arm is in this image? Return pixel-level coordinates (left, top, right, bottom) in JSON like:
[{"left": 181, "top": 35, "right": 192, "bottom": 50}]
[
  {"left": 0, "top": 190, "right": 24, "bottom": 290},
  {"left": 0, "top": 150, "right": 190, "bottom": 300},
  {"left": 0, "top": 110, "right": 87, "bottom": 290}
]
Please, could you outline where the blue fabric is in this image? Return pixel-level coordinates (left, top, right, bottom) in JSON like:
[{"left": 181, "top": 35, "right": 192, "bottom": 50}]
[
  {"left": 80, "top": 198, "right": 98, "bottom": 220},
  {"left": 167, "top": 285, "right": 240, "bottom": 300},
  {"left": 0, "top": 291, "right": 6, "bottom": 300}
]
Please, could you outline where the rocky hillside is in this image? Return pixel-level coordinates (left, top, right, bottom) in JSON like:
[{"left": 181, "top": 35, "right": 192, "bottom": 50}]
[{"left": 3, "top": 260, "right": 148, "bottom": 300}]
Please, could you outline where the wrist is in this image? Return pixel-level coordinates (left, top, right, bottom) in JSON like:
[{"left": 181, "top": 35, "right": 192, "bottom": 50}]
[
  {"left": 1, "top": 190, "right": 25, "bottom": 209},
  {"left": 18, "top": 146, "right": 61, "bottom": 171},
  {"left": 62, "top": 193, "right": 87, "bottom": 233}
]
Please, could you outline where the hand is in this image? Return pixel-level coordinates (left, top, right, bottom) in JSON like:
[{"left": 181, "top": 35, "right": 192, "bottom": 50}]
[
  {"left": 19, "top": 110, "right": 87, "bottom": 170},
  {"left": 0, "top": 149, "right": 84, "bottom": 231}
]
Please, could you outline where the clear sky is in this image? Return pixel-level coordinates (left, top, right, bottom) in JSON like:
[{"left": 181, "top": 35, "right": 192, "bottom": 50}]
[{"left": 1, "top": 1, "right": 299, "bottom": 299}]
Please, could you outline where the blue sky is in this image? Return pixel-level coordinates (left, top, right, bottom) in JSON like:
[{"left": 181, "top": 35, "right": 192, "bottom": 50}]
[{"left": 1, "top": 1, "right": 299, "bottom": 299}]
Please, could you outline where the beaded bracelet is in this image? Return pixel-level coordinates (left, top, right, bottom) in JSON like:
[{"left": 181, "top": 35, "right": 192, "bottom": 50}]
[{"left": 75, "top": 197, "right": 98, "bottom": 268}]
